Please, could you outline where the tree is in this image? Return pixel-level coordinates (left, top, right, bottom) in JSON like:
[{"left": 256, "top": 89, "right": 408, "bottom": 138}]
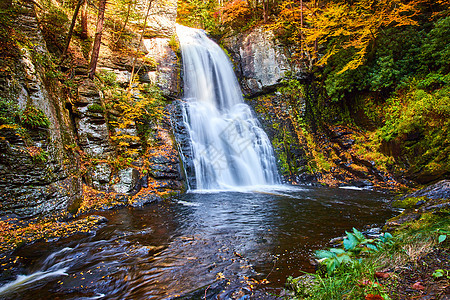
[
  {"left": 270, "top": 0, "right": 419, "bottom": 73},
  {"left": 60, "top": 0, "right": 84, "bottom": 63},
  {"left": 128, "top": 0, "right": 153, "bottom": 89},
  {"left": 305, "top": 0, "right": 419, "bottom": 74},
  {"left": 80, "top": 0, "right": 88, "bottom": 40},
  {"left": 88, "top": 0, "right": 107, "bottom": 79},
  {"left": 114, "top": 0, "right": 135, "bottom": 45}
]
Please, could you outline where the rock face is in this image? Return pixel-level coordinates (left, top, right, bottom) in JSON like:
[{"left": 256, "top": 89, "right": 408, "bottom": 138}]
[
  {"left": 402, "top": 180, "right": 450, "bottom": 200},
  {"left": 221, "top": 26, "right": 405, "bottom": 188},
  {"left": 0, "top": 3, "right": 81, "bottom": 218},
  {"left": 223, "top": 27, "right": 297, "bottom": 97},
  {"left": 97, "top": 0, "right": 179, "bottom": 99},
  {"left": 0, "top": 0, "right": 183, "bottom": 219},
  {"left": 73, "top": 79, "right": 115, "bottom": 191},
  {"left": 71, "top": 0, "right": 183, "bottom": 208},
  {"left": 168, "top": 101, "right": 196, "bottom": 188}
]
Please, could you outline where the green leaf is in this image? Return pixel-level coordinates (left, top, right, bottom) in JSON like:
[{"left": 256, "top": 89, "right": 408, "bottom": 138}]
[
  {"left": 352, "top": 227, "right": 365, "bottom": 241},
  {"left": 384, "top": 232, "right": 393, "bottom": 239},
  {"left": 344, "top": 232, "right": 358, "bottom": 250},
  {"left": 329, "top": 248, "right": 346, "bottom": 254},
  {"left": 366, "top": 244, "right": 378, "bottom": 252},
  {"left": 438, "top": 234, "right": 446, "bottom": 243},
  {"left": 432, "top": 269, "right": 445, "bottom": 278},
  {"left": 315, "top": 250, "right": 334, "bottom": 259}
]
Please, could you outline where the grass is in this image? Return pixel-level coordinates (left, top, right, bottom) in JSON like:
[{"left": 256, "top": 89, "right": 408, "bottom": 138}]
[{"left": 287, "top": 212, "right": 450, "bottom": 299}]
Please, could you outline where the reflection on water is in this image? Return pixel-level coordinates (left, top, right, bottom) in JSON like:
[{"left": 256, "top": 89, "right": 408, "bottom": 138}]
[{"left": 0, "top": 186, "right": 395, "bottom": 299}]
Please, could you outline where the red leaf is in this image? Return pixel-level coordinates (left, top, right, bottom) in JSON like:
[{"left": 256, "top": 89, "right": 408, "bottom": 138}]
[
  {"left": 375, "top": 272, "right": 390, "bottom": 279},
  {"left": 412, "top": 282, "right": 425, "bottom": 290},
  {"left": 358, "top": 279, "right": 373, "bottom": 286},
  {"left": 365, "top": 294, "right": 384, "bottom": 300}
]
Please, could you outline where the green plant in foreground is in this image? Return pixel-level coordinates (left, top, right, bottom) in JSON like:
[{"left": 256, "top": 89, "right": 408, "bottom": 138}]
[
  {"left": 432, "top": 269, "right": 449, "bottom": 279},
  {"left": 315, "top": 228, "right": 393, "bottom": 274}
]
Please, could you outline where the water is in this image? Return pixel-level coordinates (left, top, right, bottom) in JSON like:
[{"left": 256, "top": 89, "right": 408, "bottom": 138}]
[
  {"left": 0, "top": 186, "right": 395, "bottom": 299},
  {"left": 176, "top": 24, "right": 280, "bottom": 190}
]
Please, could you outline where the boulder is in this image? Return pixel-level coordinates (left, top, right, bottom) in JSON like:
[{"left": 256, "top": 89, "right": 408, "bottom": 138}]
[{"left": 112, "top": 168, "right": 140, "bottom": 194}]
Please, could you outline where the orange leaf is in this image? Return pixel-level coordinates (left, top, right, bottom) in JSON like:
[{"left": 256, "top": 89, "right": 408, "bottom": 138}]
[
  {"left": 412, "top": 282, "right": 425, "bottom": 290},
  {"left": 374, "top": 272, "right": 390, "bottom": 279}
]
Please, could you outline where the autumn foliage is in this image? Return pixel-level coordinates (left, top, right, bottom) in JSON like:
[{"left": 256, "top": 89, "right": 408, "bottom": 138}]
[
  {"left": 269, "top": 0, "right": 421, "bottom": 73},
  {"left": 220, "top": 0, "right": 252, "bottom": 28}
]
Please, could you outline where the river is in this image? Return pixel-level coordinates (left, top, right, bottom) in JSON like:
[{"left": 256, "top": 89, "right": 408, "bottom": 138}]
[{"left": 0, "top": 186, "right": 395, "bottom": 299}]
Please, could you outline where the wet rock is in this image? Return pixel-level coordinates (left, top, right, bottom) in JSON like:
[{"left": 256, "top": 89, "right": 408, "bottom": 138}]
[
  {"left": 402, "top": 180, "right": 450, "bottom": 200},
  {"left": 420, "top": 202, "right": 450, "bottom": 213},
  {"left": 112, "top": 168, "right": 140, "bottom": 194},
  {"left": 89, "top": 215, "right": 109, "bottom": 224},
  {"left": 384, "top": 211, "right": 422, "bottom": 230},
  {"left": 129, "top": 193, "right": 159, "bottom": 208},
  {"left": 167, "top": 101, "right": 195, "bottom": 186}
]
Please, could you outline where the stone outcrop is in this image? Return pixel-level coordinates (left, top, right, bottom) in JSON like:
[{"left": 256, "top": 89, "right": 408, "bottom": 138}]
[
  {"left": 0, "top": 0, "right": 183, "bottom": 219},
  {"left": 168, "top": 101, "right": 196, "bottom": 188},
  {"left": 223, "top": 27, "right": 297, "bottom": 97},
  {"left": 384, "top": 180, "right": 450, "bottom": 230},
  {"left": 0, "top": 3, "right": 81, "bottom": 219},
  {"left": 71, "top": 0, "right": 183, "bottom": 208},
  {"left": 72, "top": 79, "right": 115, "bottom": 191},
  {"left": 97, "top": 0, "right": 179, "bottom": 99},
  {"left": 401, "top": 180, "right": 450, "bottom": 201}
]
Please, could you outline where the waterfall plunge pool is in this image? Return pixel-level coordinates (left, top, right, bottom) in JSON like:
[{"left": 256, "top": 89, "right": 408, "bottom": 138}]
[{"left": 0, "top": 186, "right": 395, "bottom": 299}]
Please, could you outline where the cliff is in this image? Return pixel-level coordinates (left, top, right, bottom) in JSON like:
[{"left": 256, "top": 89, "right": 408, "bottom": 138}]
[{"left": 0, "top": 0, "right": 183, "bottom": 219}]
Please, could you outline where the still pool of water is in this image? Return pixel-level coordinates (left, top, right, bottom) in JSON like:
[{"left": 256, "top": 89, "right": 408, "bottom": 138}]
[{"left": 0, "top": 186, "right": 395, "bottom": 299}]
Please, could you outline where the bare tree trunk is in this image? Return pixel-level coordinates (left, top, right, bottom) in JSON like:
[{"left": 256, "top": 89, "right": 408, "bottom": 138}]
[
  {"left": 60, "top": 0, "right": 84, "bottom": 64},
  {"left": 88, "top": 0, "right": 106, "bottom": 79},
  {"left": 114, "top": 0, "right": 134, "bottom": 45},
  {"left": 80, "top": 0, "right": 88, "bottom": 40},
  {"left": 262, "top": 0, "right": 267, "bottom": 22},
  {"left": 128, "top": 0, "right": 153, "bottom": 89},
  {"left": 300, "top": 0, "right": 303, "bottom": 58}
]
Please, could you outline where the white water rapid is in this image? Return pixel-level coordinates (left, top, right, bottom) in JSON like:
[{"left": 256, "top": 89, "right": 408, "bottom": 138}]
[{"left": 176, "top": 25, "right": 280, "bottom": 190}]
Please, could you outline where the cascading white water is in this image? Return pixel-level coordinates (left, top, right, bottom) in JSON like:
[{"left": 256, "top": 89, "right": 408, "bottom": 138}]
[{"left": 176, "top": 24, "right": 280, "bottom": 190}]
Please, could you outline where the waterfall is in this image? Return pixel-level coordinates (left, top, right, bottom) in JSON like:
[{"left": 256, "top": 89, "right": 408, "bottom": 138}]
[{"left": 176, "top": 24, "right": 280, "bottom": 190}]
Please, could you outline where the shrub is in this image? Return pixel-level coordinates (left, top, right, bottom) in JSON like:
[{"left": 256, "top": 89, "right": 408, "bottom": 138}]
[
  {"left": 19, "top": 105, "right": 51, "bottom": 129},
  {"left": 87, "top": 103, "right": 104, "bottom": 113},
  {"left": 0, "top": 97, "right": 19, "bottom": 125}
]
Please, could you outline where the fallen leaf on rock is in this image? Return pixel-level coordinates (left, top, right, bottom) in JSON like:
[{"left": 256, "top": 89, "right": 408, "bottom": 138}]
[
  {"left": 375, "top": 272, "right": 390, "bottom": 279},
  {"left": 412, "top": 282, "right": 425, "bottom": 290}
]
